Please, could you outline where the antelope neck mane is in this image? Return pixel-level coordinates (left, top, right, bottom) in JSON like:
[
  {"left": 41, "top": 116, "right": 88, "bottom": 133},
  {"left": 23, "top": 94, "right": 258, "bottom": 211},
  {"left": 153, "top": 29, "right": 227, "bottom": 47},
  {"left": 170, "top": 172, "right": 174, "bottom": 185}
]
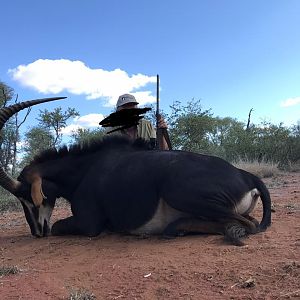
[{"left": 29, "top": 135, "right": 150, "bottom": 165}]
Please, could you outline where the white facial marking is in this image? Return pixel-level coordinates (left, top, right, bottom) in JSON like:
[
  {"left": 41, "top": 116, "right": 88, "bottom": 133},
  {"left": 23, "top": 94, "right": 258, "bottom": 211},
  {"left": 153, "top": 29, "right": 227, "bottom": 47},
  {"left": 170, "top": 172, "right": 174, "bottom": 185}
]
[
  {"left": 19, "top": 197, "right": 53, "bottom": 236},
  {"left": 19, "top": 197, "right": 40, "bottom": 233},
  {"left": 38, "top": 204, "right": 53, "bottom": 227},
  {"left": 19, "top": 197, "right": 34, "bottom": 209}
]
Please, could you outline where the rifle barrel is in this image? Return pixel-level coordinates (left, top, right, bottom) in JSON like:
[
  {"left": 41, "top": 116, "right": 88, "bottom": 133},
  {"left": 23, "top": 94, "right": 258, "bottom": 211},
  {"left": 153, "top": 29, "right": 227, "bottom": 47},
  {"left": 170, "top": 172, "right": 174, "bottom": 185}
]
[{"left": 156, "top": 74, "right": 160, "bottom": 128}]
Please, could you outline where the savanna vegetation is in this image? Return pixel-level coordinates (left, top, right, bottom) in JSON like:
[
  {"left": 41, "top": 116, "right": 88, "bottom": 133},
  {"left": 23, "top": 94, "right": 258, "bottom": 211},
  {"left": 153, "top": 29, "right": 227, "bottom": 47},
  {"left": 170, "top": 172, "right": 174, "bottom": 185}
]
[{"left": 0, "top": 81, "right": 299, "bottom": 211}]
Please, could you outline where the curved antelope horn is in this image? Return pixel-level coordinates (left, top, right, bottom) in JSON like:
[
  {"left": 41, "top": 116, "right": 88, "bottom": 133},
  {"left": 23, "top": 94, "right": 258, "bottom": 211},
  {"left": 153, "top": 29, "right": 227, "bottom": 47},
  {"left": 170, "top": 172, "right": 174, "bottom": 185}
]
[
  {"left": 0, "top": 97, "right": 67, "bottom": 130},
  {"left": 0, "top": 168, "right": 21, "bottom": 196},
  {"left": 30, "top": 173, "right": 47, "bottom": 207},
  {"left": 0, "top": 96, "right": 67, "bottom": 196}
]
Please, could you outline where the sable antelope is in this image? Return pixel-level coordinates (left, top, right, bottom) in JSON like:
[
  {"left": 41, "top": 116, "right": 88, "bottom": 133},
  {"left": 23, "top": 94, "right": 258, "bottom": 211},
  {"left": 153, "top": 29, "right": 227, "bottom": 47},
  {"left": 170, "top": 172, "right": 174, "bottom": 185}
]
[{"left": 0, "top": 98, "right": 272, "bottom": 245}]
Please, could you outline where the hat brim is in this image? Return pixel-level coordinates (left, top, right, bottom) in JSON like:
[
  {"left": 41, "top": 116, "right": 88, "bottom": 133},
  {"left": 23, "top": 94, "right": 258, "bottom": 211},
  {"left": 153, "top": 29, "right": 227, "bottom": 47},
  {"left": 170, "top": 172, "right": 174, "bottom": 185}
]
[{"left": 117, "top": 101, "right": 139, "bottom": 108}]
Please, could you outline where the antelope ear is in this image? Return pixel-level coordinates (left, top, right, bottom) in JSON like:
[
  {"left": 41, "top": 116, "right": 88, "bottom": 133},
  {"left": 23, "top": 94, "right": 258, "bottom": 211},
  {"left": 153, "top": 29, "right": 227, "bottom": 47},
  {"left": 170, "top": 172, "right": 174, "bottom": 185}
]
[{"left": 31, "top": 176, "right": 47, "bottom": 207}]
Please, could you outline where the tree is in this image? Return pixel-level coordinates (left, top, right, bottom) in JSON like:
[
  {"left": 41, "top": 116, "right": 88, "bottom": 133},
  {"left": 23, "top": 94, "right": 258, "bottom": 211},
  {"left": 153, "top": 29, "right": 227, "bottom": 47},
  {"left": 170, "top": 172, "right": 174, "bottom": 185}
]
[
  {"left": 20, "top": 126, "right": 54, "bottom": 167},
  {"left": 288, "top": 121, "right": 300, "bottom": 164},
  {"left": 168, "top": 99, "right": 214, "bottom": 153},
  {"left": 205, "top": 117, "right": 245, "bottom": 159},
  {"left": 19, "top": 106, "right": 80, "bottom": 167},
  {"left": 0, "top": 82, "right": 33, "bottom": 175},
  {"left": 220, "top": 120, "right": 256, "bottom": 161},
  {"left": 0, "top": 82, "right": 15, "bottom": 171},
  {"left": 72, "top": 127, "right": 106, "bottom": 145},
  {"left": 37, "top": 107, "right": 79, "bottom": 147},
  {"left": 0, "top": 81, "right": 14, "bottom": 107}
]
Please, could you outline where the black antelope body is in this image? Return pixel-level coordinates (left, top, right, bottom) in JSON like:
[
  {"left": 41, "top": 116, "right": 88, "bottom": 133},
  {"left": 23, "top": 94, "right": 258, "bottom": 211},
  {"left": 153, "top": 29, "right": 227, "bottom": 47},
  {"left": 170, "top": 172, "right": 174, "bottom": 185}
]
[{"left": 0, "top": 98, "right": 272, "bottom": 245}]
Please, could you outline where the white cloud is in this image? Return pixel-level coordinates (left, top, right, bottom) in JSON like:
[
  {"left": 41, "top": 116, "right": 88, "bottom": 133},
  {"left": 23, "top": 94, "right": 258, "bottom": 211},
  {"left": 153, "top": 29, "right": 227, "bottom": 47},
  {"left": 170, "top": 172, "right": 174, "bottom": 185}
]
[
  {"left": 60, "top": 124, "right": 82, "bottom": 135},
  {"left": 61, "top": 113, "right": 104, "bottom": 136},
  {"left": 73, "top": 113, "right": 104, "bottom": 127},
  {"left": 8, "top": 59, "right": 157, "bottom": 106},
  {"left": 280, "top": 97, "right": 300, "bottom": 107}
]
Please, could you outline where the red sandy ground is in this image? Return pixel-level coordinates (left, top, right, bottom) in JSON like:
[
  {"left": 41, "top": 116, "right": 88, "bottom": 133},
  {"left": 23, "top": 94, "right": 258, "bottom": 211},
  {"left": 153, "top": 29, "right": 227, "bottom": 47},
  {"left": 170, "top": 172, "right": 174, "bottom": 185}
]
[{"left": 0, "top": 172, "right": 299, "bottom": 300}]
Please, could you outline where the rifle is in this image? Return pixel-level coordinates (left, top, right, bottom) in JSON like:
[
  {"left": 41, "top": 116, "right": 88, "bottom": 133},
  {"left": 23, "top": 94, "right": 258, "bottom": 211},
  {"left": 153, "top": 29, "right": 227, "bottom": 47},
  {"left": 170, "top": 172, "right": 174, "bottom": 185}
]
[{"left": 156, "top": 74, "right": 172, "bottom": 150}]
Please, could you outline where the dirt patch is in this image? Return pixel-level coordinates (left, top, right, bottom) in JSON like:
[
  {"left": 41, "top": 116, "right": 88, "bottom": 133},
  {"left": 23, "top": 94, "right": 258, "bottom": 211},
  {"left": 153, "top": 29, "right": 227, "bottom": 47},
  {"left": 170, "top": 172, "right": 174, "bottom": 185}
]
[{"left": 0, "top": 172, "right": 299, "bottom": 299}]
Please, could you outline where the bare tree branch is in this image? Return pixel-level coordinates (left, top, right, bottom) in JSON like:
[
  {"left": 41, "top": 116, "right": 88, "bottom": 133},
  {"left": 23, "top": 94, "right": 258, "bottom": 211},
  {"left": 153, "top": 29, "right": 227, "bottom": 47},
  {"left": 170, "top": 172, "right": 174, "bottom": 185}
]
[
  {"left": 246, "top": 108, "right": 254, "bottom": 131},
  {"left": 11, "top": 94, "right": 32, "bottom": 175}
]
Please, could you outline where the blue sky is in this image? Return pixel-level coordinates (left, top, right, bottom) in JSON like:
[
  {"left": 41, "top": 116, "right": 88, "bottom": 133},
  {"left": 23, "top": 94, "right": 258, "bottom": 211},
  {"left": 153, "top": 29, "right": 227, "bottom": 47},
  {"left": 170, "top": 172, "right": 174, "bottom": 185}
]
[{"left": 1, "top": 0, "right": 300, "bottom": 136}]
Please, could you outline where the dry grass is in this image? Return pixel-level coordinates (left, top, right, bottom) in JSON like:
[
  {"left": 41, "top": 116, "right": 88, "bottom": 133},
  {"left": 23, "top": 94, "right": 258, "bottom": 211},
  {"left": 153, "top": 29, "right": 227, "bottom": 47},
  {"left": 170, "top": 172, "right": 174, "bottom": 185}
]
[
  {"left": 0, "top": 265, "right": 21, "bottom": 276},
  {"left": 68, "top": 288, "right": 96, "bottom": 300},
  {"left": 282, "top": 160, "right": 300, "bottom": 172},
  {"left": 233, "top": 159, "right": 280, "bottom": 178}
]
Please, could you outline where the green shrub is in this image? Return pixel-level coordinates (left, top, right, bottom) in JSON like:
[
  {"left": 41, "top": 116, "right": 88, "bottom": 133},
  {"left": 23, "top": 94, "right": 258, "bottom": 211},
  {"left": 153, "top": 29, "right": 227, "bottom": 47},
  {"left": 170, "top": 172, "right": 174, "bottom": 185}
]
[{"left": 0, "top": 189, "right": 21, "bottom": 212}]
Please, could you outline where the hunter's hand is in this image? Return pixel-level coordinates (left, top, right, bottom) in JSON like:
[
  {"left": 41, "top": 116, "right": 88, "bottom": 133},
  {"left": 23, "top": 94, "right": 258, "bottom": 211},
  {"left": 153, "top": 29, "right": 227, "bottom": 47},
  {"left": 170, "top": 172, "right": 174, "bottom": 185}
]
[{"left": 158, "top": 116, "right": 168, "bottom": 129}]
